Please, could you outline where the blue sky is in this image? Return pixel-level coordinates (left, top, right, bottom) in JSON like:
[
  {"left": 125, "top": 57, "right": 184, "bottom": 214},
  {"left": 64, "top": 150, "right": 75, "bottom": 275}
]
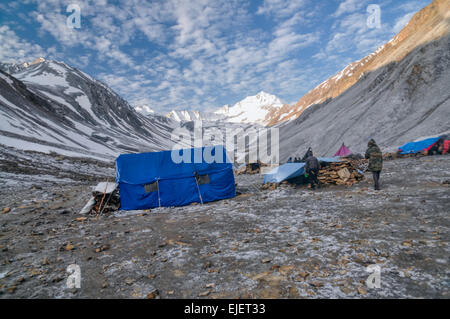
[{"left": 0, "top": 0, "right": 431, "bottom": 113}]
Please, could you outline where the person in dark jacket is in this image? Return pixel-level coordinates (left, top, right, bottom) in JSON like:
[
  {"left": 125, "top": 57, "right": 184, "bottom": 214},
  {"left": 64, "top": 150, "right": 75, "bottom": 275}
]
[
  {"left": 302, "top": 147, "right": 313, "bottom": 162},
  {"left": 305, "top": 151, "right": 321, "bottom": 190},
  {"left": 365, "top": 139, "right": 383, "bottom": 190}
]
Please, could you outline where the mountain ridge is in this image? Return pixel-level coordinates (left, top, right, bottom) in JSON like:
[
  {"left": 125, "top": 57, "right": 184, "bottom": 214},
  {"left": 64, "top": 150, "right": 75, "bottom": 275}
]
[
  {"left": 267, "top": 0, "right": 450, "bottom": 126},
  {"left": 135, "top": 91, "right": 284, "bottom": 126},
  {"left": 0, "top": 59, "right": 177, "bottom": 160},
  {"left": 278, "top": 34, "right": 450, "bottom": 160}
]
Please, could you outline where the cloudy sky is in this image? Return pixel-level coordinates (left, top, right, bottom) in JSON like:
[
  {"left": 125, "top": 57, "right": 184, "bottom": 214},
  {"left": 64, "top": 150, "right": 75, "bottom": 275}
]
[{"left": 0, "top": 0, "right": 430, "bottom": 112}]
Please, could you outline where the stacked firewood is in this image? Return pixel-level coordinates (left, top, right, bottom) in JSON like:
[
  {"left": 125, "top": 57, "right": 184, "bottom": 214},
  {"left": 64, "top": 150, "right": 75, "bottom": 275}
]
[
  {"left": 317, "top": 159, "right": 365, "bottom": 186},
  {"left": 237, "top": 161, "right": 269, "bottom": 175},
  {"left": 92, "top": 188, "right": 120, "bottom": 214},
  {"left": 80, "top": 182, "right": 121, "bottom": 215}
]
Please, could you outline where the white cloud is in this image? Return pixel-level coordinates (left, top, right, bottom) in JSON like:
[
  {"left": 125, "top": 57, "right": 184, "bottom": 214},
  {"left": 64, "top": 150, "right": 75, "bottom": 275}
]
[
  {"left": 324, "top": 10, "right": 392, "bottom": 59},
  {"left": 257, "top": 0, "right": 309, "bottom": 19},
  {"left": 22, "top": 0, "right": 313, "bottom": 110},
  {"left": 0, "top": 25, "right": 45, "bottom": 63},
  {"left": 333, "top": 0, "right": 370, "bottom": 18},
  {"left": 3, "top": 0, "right": 428, "bottom": 114}
]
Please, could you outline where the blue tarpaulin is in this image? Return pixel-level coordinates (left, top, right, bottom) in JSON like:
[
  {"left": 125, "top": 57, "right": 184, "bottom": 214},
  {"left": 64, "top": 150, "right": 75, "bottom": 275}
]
[
  {"left": 116, "top": 146, "right": 235, "bottom": 210},
  {"left": 264, "top": 163, "right": 306, "bottom": 184},
  {"left": 398, "top": 137, "right": 440, "bottom": 154},
  {"left": 264, "top": 157, "right": 341, "bottom": 184}
]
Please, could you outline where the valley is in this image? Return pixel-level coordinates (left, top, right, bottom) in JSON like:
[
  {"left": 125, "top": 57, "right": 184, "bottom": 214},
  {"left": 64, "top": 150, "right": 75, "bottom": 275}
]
[
  {"left": 0, "top": 0, "right": 449, "bottom": 300},
  {"left": 0, "top": 154, "right": 448, "bottom": 298}
]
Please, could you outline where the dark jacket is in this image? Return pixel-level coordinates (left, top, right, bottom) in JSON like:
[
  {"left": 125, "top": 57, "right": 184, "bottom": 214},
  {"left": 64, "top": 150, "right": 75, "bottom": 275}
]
[
  {"left": 305, "top": 155, "right": 320, "bottom": 172},
  {"left": 302, "top": 148, "right": 313, "bottom": 162},
  {"left": 365, "top": 139, "right": 383, "bottom": 172}
]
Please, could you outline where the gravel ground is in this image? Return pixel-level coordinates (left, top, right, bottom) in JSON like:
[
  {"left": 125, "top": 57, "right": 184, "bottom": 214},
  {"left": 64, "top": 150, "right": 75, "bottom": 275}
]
[{"left": 0, "top": 154, "right": 449, "bottom": 299}]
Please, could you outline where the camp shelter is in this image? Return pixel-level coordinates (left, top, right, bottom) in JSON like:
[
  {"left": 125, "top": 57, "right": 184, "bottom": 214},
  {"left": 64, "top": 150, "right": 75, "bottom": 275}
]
[
  {"left": 443, "top": 139, "right": 450, "bottom": 155},
  {"left": 264, "top": 157, "right": 341, "bottom": 184},
  {"left": 398, "top": 136, "right": 441, "bottom": 155},
  {"left": 334, "top": 143, "right": 353, "bottom": 157},
  {"left": 116, "top": 146, "right": 235, "bottom": 210},
  {"left": 264, "top": 163, "right": 305, "bottom": 184}
]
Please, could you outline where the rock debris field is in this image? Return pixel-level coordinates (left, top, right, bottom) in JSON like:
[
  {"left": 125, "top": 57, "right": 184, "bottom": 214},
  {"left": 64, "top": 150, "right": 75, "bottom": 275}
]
[{"left": 0, "top": 151, "right": 449, "bottom": 298}]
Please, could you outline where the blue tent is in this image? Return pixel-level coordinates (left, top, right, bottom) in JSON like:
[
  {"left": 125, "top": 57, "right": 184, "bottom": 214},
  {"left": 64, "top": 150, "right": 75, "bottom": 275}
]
[
  {"left": 116, "top": 146, "right": 235, "bottom": 210},
  {"left": 398, "top": 137, "right": 440, "bottom": 155},
  {"left": 264, "top": 157, "right": 341, "bottom": 184}
]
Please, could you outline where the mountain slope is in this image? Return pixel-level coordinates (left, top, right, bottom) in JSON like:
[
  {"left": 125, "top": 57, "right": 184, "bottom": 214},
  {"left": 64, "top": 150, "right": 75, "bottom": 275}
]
[
  {"left": 269, "top": 0, "right": 450, "bottom": 126},
  {"left": 278, "top": 34, "right": 450, "bottom": 160},
  {"left": 133, "top": 105, "right": 155, "bottom": 116},
  {"left": 166, "top": 109, "right": 226, "bottom": 122},
  {"left": 0, "top": 59, "right": 176, "bottom": 160}
]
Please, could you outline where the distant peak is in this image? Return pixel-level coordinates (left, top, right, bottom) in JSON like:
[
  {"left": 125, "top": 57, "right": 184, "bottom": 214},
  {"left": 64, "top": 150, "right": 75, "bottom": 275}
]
[
  {"left": 29, "top": 57, "right": 46, "bottom": 66},
  {"left": 256, "top": 91, "right": 271, "bottom": 97}
]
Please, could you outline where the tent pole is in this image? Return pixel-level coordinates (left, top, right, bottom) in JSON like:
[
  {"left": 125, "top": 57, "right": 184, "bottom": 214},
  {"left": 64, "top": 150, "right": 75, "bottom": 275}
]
[
  {"left": 157, "top": 179, "right": 161, "bottom": 208},
  {"left": 194, "top": 175, "right": 204, "bottom": 205}
]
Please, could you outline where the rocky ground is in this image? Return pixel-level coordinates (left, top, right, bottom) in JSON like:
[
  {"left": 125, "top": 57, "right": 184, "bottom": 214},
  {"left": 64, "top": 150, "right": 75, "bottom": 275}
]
[{"left": 0, "top": 153, "right": 449, "bottom": 299}]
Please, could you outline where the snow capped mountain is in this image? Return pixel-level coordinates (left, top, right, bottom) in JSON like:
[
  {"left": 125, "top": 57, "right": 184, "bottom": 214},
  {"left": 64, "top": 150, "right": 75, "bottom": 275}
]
[
  {"left": 135, "top": 91, "right": 284, "bottom": 126},
  {"left": 165, "top": 109, "right": 227, "bottom": 122},
  {"left": 0, "top": 58, "right": 267, "bottom": 162},
  {"left": 0, "top": 58, "right": 177, "bottom": 160},
  {"left": 0, "top": 57, "right": 45, "bottom": 75},
  {"left": 215, "top": 91, "right": 284, "bottom": 126},
  {"left": 274, "top": 0, "right": 450, "bottom": 159},
  {"left": 167, "top": 110, "right": 203, "bottom": 122},
  {"left": 2, "top": 0, "right": 446, "bottom": 165},
  {"left": 278, "top": 33, "right": 450, "bottom": 160}
]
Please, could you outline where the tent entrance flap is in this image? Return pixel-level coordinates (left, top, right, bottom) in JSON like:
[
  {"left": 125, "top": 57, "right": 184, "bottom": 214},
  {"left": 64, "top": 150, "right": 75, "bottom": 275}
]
[
  {"left": 144, "top": 182, "right": 158, "bottom": 193},
  {"left": 196, "top": 174, "right": 210, "bottom": 185}
]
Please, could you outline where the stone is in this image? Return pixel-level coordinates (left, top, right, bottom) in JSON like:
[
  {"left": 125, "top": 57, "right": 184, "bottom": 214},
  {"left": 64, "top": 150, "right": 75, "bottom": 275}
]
[{"left": 146, "top": 289, "right": 159, "bottom": 299}]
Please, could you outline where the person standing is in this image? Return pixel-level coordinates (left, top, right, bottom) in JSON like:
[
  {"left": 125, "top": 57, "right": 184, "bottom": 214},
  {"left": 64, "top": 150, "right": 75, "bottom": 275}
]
[
  {"left": 365, "top": 139, "right": 383, "bottom": 190},
  {"left": 302, "top": 147, "right": 313, "bottom": 162},
  {"left": 305, "top": 151, "right": 321, "bottom": 190}
]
